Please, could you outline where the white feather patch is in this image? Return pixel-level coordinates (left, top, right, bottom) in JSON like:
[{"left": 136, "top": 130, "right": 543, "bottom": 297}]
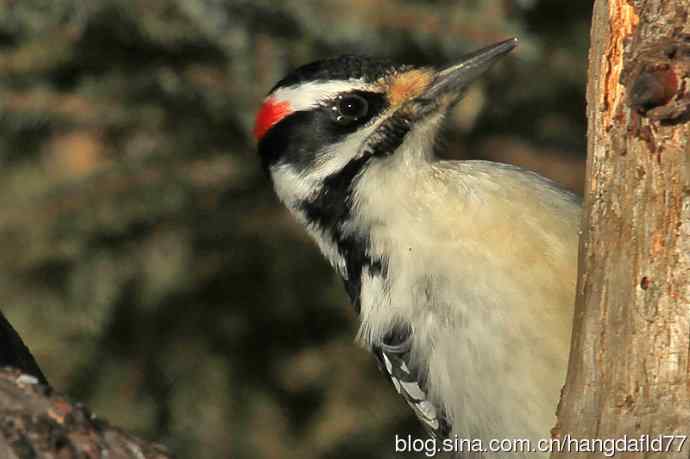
[{"left": 271, "top": 80, "right": 374, "bottom": 113}]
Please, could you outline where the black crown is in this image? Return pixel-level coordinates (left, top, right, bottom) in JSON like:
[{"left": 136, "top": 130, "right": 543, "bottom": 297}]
[{"left": 270, "top": 55, "right": 412, "bottom": 93}]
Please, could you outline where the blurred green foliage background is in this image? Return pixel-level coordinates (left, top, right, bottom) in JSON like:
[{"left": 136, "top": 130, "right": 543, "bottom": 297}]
[{"left": 0, "top": 1, "right": 591, "bottom": 458}]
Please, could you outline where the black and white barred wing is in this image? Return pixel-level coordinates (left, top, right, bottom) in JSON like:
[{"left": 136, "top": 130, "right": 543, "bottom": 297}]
[{"left": 373, "top": 327, "right": 452, "bottom": 439}]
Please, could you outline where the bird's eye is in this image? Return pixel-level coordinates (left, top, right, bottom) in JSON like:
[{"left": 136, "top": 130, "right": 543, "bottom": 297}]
[{"left": 332, "top": 94, "right": 369, "bottom": 124}]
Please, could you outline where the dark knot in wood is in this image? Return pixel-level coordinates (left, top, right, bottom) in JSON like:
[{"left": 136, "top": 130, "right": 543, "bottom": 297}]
[
  {"left": 624, "top": 36, "right": 690, "bottom": 122},
  {"left": 629, "top": 67, "right": 677, "bottom": 113}
]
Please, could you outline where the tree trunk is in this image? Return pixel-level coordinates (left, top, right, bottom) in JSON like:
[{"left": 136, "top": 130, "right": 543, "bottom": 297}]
[
  {"left": 553, "top": 1, "right": 690, "bottom": 458},
  {"left": 0, "top": 368, "right": 174, "bottom": 459}
]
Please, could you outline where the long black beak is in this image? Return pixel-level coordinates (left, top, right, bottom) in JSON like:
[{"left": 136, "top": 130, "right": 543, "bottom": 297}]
[{"left": 421, "top": 37, "right": 518, "bottom": 104}]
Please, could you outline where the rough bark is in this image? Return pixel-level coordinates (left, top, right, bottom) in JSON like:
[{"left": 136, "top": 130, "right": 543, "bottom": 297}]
[
  {"left": 0, "top": 368, "right": 174, "bottom": 459},
  {"left": 553, "top": 1, "right": 690, "bottom": 458}
]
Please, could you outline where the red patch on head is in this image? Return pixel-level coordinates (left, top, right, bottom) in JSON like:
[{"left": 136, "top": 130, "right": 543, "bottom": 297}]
[{"left": 253, "top": 98, "right": 292, "bottom": 141}]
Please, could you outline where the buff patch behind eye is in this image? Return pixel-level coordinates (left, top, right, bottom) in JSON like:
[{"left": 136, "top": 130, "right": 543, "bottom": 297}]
[
  {"left": 254, "top": 98, "right": 293, "bottom": 141},
  {"left": 388, "top": 69, "right": 433, "bottom": 107}
]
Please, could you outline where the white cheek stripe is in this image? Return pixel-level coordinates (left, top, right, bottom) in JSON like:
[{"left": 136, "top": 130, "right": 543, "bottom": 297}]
[{"left": 270, "top": 79, "right": 375, "bottom": 112}]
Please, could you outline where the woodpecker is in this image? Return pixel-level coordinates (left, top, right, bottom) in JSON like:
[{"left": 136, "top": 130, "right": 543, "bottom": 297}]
[{"left": 255, "top": 38, "right": 580, "bottom": 457}]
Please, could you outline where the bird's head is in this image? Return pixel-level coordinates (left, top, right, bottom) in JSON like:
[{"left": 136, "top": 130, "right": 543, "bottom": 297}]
[{"left": 255, "top": 39, "right": 517, "bottom": 211}]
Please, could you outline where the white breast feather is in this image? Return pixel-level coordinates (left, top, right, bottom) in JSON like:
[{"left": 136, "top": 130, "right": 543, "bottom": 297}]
[{"left": 349, "top": 120, "right": 580, "bottom": 457}]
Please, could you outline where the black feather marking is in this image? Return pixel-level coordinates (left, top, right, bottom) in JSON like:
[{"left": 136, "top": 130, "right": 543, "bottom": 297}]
[
  {"left": 300, "top": 154, "right": 372, "bottom": 230},
  {"left": 367, "top": 114, "right": 413, "bottom": 157},
  {"left": 296, "top": 112, "right": 412, "bottom": 312},
  {"left": 299, "top": 154, "right": 377, "bottom": 314},
  {"left": 338, "top": 234, "right": 389, "bottom": 314},
  {"left": 298, "top": 149, "right": 375, "bottom": 313},
  {"left": 373, "top": 324, "right": 452, "bottom": 439},
  {"left": 270, "top": 55, "right": 412, "bottom": 92}
]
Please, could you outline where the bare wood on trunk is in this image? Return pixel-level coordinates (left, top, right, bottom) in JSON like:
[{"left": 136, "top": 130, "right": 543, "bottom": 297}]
[{"left": 553, "top": 0, "right": 690, "bottom": 458}]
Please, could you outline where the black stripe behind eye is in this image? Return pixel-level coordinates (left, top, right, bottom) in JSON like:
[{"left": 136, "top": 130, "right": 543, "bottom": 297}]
[{"left": 257, "top": 91, "right": 387, "bottom": 171}]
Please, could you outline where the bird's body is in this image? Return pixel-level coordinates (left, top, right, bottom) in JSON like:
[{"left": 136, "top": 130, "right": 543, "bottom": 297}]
[{"left": 256, "top": 41, "right": 580, "bottom": 457}]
